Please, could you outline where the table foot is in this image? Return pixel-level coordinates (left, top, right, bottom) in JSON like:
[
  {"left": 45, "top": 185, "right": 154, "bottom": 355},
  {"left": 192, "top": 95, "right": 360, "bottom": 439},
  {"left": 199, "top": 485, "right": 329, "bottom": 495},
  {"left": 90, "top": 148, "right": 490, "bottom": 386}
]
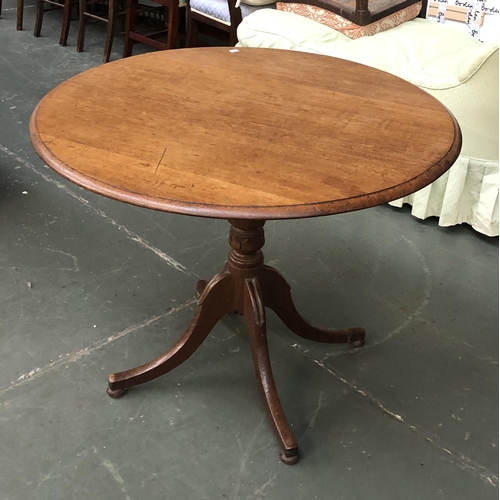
[
  {"left": 106, "top": 387, "right": 127, "bottom": 399},
  {"left": 107, "top": 271, "right": 234, "bottom": 396},
  {"left": 244, "top": 277, "right": 299, "bottom": 464},
  {"left": 196, "top": 279, "right": 207, "bottom": 298},
  {"left": 261, "top": 266, "right": 365, "bottom": 348},
  {"left": 280, "top": 450, "right": 299, "bottom": 465}
]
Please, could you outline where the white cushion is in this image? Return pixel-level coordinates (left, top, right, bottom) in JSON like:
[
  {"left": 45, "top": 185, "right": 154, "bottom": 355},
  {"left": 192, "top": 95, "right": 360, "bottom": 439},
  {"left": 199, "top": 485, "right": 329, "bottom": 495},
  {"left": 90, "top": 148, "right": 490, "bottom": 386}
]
[
  {"left": 237, "top": 10, "right": 499, "bottom": 89},
  {"left": 236, "top": 9, "right": 499, "bottom": 236}
]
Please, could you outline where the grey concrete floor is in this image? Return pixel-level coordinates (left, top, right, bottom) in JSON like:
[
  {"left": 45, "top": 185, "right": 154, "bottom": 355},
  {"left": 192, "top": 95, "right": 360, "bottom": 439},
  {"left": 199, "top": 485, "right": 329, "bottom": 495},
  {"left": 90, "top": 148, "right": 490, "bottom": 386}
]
[{"left": 0, "top": 4, "right": 499, "bottom": 499}]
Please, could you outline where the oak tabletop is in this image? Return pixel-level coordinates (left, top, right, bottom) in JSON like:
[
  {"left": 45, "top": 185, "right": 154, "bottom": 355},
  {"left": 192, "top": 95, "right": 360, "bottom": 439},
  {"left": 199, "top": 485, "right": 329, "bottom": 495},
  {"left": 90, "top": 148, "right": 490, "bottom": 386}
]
[{"left": 30, "top": 47, "right": 461, "bottom": 220}]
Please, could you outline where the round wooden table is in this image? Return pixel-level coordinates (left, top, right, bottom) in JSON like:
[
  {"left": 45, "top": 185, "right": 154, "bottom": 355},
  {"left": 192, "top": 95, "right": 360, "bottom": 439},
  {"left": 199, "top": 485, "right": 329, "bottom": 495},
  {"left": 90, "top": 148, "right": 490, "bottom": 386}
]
[{"left": 30, "top": 47, "right": 462, "bottom": 465}]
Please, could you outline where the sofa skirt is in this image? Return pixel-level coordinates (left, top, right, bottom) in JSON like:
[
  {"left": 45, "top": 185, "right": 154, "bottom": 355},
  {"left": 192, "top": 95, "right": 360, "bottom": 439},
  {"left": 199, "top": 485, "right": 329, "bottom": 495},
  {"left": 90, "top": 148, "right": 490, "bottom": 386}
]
[{"left": 389, "top": 156, "right": 499, "bottom": 237}]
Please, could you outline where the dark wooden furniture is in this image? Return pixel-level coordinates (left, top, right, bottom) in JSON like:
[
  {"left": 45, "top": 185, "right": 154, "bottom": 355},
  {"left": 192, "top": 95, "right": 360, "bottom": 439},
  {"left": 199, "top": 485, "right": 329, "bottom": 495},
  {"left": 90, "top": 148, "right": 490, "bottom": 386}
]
[
  {"left": 34, "top": 0, "right": 74, "bottom": 45},
  {"left": 123, "top": 0, "right": 183, "bottom": 56},
  {"left": 280, "top": 0, "right": 428, "bottom": 25},
  {"left": 29, "top": 47, "right": 461, "bottom": 464},
  {"left": 77, "top": 0, "right": 127, "bottom": 63},
  {"left": 2, "top": 0, "right": 26, "bottom": 30},
  {"left": 15, "top": 0, "right": 25, "bottom": 30},
  {"left": 17, "top": 0, "right": 71, "bottom": 32},
  {"left": 187, "top": 0, "right": 242, "bottom": 46}
]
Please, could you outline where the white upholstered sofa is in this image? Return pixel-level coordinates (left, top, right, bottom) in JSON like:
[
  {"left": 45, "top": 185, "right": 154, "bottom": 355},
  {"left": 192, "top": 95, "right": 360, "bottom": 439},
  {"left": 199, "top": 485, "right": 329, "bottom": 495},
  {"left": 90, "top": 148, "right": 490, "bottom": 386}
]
[{"left": 237, "top": 11, "right": 499, "bottom": 236}]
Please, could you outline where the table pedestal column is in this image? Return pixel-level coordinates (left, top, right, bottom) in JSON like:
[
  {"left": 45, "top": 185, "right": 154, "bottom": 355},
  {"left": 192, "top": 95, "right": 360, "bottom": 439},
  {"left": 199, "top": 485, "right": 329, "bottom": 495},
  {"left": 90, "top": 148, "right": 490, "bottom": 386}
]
[{"left": 107, "top": 219, "right": 365, "bottom": 464}]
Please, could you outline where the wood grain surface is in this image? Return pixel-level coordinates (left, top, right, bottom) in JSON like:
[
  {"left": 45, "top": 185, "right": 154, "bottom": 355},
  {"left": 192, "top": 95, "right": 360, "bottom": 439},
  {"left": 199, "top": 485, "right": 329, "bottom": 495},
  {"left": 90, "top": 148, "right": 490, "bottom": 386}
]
[{"left": 29, "top": 47, "right": 462, "bottom": 219}]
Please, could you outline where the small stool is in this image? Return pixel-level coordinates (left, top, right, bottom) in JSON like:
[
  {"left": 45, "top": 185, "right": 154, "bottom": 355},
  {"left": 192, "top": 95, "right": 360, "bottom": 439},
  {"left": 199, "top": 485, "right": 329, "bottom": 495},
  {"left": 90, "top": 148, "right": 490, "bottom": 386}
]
[{"left": 123, "top": 0, "right": 184, "bottom": 57}]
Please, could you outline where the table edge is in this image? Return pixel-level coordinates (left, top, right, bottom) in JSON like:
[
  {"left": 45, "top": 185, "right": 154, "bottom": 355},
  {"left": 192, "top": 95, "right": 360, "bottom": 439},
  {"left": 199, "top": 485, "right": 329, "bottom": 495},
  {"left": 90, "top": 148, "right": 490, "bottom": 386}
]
[{"left": 29, "top": 96, "right": 462, "bottom": 221}]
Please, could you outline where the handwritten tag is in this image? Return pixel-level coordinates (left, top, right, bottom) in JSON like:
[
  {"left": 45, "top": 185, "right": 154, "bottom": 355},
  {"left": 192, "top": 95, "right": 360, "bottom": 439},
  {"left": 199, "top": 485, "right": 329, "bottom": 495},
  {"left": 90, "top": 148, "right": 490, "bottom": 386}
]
[{"left": 436, "top": 1, "right": 447, "bottom": 22}]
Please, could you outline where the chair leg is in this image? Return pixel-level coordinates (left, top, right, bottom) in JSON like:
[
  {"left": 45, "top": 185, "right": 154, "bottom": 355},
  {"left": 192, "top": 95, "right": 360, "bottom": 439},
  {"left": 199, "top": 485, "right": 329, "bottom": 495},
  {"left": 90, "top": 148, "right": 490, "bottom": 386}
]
[
  {"left": 0, "top": 0, "right": 3, "bottom": 19},
  {"left": 76, "top": 0, "right": 86, "bottom": 52},
  {"left": 123, "top": 0, "right": 138, "bottom": 58},
  {"left": 187, "top": 16, "right": 199, "bottom": 47},
  {"left": 16, "top": 0, "right": 24, "bottom": 30},
  {"left": 228, "top": 24, "right": 237, "bottom": 46},
  {"left": 177, "top": 3, "right": 186, "bottom": 47},
  {"left": 34, "top": 0, "right": 44, "bottom": 37},
  {"left": 103, "top": 0, "right": 117, "bottom": 63},
  {"left": 59, "top": 0, "right": 72, "bottom": 46},
  {"left": 185, "top": 4, "right": 191, "bottom": 46},
  {"left": 165, "top": 0, "right": 179, "bottom": 49}
]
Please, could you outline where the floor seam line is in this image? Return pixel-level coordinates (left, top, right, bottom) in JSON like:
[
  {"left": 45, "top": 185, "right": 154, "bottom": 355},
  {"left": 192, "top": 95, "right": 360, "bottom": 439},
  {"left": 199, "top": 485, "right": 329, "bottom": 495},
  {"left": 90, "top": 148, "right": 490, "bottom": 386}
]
[
  {"left": 0, "top": 145, "right": 199, "bottom": 279},
  {"left": 0, "top": 298, "right": 196, "bottom": 399},
  {"left": 284, "top": 339, "right": 498, "bottom": 487}
]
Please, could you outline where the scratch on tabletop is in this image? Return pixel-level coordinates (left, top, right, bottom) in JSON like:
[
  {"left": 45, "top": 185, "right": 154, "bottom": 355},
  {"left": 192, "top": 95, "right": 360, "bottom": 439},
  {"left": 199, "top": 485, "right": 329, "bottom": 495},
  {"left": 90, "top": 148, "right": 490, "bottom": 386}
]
[{"left": 155, "top": 148, "right": 167, "bottom": 174}]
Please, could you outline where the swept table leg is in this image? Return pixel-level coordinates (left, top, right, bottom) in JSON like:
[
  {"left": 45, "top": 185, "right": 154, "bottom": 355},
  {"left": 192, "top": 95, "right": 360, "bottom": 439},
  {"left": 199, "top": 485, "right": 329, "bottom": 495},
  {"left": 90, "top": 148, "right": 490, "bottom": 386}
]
[
  {"left": 244, "top": 277, "right": 299, "bottom": 465},
  {"left": 107, "top": 271, "right": 234, "bottom": 398},
  {"left": 260, "top": 265, "right": 365, "bottom": 348},
  {"left": 196, "top": 279, "right": 207, "bottom": 298},
  {"left": 106, "top": 219, "right": 364, "bottom": 464}
]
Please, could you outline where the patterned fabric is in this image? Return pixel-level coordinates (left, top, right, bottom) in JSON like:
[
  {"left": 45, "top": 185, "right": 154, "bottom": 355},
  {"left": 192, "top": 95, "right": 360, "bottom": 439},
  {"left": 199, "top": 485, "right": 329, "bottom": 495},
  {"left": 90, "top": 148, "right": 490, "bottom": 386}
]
[
  {"left": 276, "top": 1, "right": 421, "bottom": 38},
  {"left": 278, "top": 0, "right": 413, "bottom": 16}
]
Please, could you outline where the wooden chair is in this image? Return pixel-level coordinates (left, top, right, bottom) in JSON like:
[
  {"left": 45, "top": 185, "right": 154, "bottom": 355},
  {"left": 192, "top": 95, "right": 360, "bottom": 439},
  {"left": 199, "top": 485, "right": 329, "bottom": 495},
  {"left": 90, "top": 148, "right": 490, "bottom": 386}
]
[
  {"left": 77, "top": 0, "right": 127, "bottom": 63},
  {"left": 34, "top": 0, "right": 74, "bottom": 45},
  {"left": 122, "top": 0, "right": 185, "bottom": 57},
  {"left": 10, "top": 0, "right": 71, "bottom": 32},
  {"left": 187, "top": 0, "right": 268, "bottom": 46},
  {"left": 187, "top": 0, "right": 241, "bottom": 45}
]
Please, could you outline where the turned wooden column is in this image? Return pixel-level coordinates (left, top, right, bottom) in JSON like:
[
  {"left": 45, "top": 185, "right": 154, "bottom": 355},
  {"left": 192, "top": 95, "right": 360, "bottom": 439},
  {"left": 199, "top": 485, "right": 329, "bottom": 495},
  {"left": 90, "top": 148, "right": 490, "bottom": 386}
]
[
  {"left": 226, "top": 219, "right": 266, "bottom": 314},
  {"left": 105, "top": 219, "right": 365, "bottom": 463}
]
